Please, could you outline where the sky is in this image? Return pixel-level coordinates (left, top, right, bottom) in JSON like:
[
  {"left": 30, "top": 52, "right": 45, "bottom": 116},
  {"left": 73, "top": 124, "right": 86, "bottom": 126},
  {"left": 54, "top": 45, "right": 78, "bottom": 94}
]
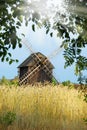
[{"left": 0, "top": 0, "right": 87, "bottom": 83}]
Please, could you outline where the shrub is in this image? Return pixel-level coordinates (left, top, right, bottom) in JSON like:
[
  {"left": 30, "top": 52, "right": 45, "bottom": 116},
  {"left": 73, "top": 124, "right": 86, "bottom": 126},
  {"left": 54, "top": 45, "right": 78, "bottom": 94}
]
[
  {"left": 0, "top": 76, "right": 10, "bottom": 85},
  {"left": 62, "top": 80, "right": 74, "bottom": 89},
  {"left": 51, "top": 78, "right": 58, "bottom": 86},
  {"left": 0, "top": 76, "right": 19, "bottom": 87},
  {"left": 84, "top": 94, "right": 87, "bottom": 103},
  {"left": 0, "top": 111, "right": 16, "bottom": 129}
]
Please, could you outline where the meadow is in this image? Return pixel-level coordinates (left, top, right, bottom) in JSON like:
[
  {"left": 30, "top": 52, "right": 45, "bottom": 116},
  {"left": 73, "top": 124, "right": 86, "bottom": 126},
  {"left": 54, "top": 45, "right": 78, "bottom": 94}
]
[{"left": 0, "top": 84, "right": 87, "bottom": 130}]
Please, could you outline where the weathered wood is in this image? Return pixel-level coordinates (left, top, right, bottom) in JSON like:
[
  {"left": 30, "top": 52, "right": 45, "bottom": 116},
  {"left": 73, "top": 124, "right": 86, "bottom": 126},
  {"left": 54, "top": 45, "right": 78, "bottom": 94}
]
[
  {"left": 18, "top": 52, "right": 58, "bottom": 85},
  {"left": 19, "top": 65, "right": 41, "bottom": 85}
]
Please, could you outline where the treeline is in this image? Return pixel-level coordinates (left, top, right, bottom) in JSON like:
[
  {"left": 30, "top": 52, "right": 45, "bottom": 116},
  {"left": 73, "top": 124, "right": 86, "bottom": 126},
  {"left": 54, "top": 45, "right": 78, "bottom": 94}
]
[
  {"left": 0, "top": 76, "right": 18, "bottom": 86},
  {"left": 0, "top": 76, "right": 87, "bottom": 89}
]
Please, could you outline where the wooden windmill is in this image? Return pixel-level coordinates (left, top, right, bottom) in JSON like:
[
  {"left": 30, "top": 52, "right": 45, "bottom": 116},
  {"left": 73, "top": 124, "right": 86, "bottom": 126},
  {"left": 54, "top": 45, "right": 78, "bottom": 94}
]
[{"left": 18, "top": 40, "right": 63, "bottom": 85}]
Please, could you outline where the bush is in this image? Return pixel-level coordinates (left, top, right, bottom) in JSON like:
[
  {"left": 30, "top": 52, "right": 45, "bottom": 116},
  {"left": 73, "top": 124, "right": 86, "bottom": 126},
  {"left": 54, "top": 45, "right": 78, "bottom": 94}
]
[
  {"left": 0, "top": 76, "right": 10, "bottom": 85},
  {"left": 9, "top": 77, "right": 19, "bottom": 86},
  {"left": 0, "top": 111, "right": 16, "bottom": 130},
  {"left": 0, "top": 76, "right": 19, "bottom": 87},
  {"left": 51, "top": 78, "right": 58, "bottom": 86},
  {"left": 84, "top": 94, "right": 87, "bottom": 103},
  {"left": 62, "top": 80, "right": 74, "bottom": 89}
]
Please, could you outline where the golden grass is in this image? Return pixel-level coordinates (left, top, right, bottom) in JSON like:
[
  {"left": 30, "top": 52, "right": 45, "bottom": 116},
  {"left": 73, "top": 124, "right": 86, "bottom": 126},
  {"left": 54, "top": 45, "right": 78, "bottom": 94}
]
[{"left": 0, "top": 84, "right": 87, "bottom": 130}]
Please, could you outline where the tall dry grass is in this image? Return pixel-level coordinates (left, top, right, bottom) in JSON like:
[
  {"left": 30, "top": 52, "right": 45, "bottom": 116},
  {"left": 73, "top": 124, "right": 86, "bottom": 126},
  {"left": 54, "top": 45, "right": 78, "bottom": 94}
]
[{"left": 0, "top": 84, "right": 87, "bottom": 130}]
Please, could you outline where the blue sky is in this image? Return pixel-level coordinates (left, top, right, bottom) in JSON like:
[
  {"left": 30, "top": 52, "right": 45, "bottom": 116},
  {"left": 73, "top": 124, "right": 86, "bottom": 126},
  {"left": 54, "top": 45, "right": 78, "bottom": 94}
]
[{"left": 0, "top": 23, "right": 81, "bottom": 83}]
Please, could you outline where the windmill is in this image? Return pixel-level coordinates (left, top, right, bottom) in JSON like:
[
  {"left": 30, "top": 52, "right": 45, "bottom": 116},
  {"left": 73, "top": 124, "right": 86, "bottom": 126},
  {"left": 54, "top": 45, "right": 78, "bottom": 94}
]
[{"left": 18, "top": 39, "right": 63, "bottom": 85}]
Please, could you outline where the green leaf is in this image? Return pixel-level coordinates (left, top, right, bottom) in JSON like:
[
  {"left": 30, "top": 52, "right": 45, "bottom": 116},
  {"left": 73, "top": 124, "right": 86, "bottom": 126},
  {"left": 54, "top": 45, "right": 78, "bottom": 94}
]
[
  {"left": 16, "top": 21, "right": 21, "bottom": 26},
  {"left": 50, "top": 32, "right": 53, "bottom": 37},
  {"left": 64, "top": 43, "right": 68, "bottom": 49},
  {"left": 18, "top": 16, "right": 23, "bottom": 23},
  {"left": 15, "top": 59, "right": 19, "bottom": 63},
  {"left": 19, "top": 43, "right": 22, "bottom": 48},
  {"left": 8, "top": 53, "right": 12, "bottom": 57},
  {"left": 21, "top": 33, "right": 25, "bottom": 37},
  {"left": 9, "top": 59, "right": 14, "bottom": 65},
  {"left": 6, "top": 57, "right": 9, "bottom": 62},
  {"left": 25, "top": 20, "right": 28, "bottom": 26},
  {"left": 32, "top": 24, "right": 35, "bottom": 32},
  {"left": 1, "top": 57, "right": 4, "bottom": 62},
  {"left": 12, "top": 44, "right": 16, "bottom": 49},
  {"left": 46, "top": 29, "right": 49, "bottom": 34},
  {"left": 75, "top": 64, "right": 79, "bottom": 75}
]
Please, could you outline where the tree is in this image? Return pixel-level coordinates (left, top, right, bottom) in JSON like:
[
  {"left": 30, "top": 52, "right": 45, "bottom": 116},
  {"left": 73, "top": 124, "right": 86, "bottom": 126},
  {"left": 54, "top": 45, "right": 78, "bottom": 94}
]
[
  {"left": 0, "top": 0, "right": 24, "bottom": 63},
  {"left": 0, "top": 0, "right": 87, "bottom": 77}
]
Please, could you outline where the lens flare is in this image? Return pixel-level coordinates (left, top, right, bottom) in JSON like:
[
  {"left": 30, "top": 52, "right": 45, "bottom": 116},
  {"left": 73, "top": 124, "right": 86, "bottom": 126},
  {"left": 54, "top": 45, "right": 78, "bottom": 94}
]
[{"left": 27, "top": 0, "right": 69, "bottom": 23}]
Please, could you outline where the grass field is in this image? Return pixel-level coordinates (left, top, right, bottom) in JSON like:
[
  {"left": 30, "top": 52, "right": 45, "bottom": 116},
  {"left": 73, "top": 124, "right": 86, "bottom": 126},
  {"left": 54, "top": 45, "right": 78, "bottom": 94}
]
[{"left": 0, "top": 84, "right": 87, "bottom": 130}]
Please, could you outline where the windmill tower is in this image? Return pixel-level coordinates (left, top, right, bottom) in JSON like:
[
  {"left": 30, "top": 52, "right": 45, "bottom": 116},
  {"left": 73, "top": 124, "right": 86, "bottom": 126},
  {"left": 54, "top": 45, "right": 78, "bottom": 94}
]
[{"left": 18, "top": 40, "right": 63, "bottom": 85}]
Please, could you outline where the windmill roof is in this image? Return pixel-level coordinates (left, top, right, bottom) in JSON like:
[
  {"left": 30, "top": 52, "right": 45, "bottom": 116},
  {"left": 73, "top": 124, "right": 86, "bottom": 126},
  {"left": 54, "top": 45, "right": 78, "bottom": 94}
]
[{"left": 18, "top": 52, "right": 54, "bottom": 69}]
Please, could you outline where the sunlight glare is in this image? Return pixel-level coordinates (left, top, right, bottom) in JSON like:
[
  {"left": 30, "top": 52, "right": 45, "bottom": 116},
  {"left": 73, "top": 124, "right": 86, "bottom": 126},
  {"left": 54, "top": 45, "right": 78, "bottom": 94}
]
[{"left": 27, "top": 0, "right": 68, "bottom": 21}]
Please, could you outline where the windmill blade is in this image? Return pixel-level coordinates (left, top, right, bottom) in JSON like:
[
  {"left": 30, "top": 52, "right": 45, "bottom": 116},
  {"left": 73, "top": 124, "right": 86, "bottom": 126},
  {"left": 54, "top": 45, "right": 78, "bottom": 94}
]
[
  {"left": 22, "top": 38, "right": 43, "bottom": 63},
  {"left": 47, "top": 45, "right": 64, "bottom": 60},
  {"left": 22, "top": 38, "right": 63, "bottom": 60},
  {"left": 22, "top": 38, "right": 35, "bottom": 54},
  {"left": 22, "top": 39, "right": 43, "bottom": 64}
]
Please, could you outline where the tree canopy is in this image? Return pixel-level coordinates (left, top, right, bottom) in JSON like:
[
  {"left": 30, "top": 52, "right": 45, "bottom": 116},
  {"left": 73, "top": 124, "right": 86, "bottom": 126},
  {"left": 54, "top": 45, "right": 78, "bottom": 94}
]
[{"left": 0, "top": 0, "right": 87, "bottom": 78}]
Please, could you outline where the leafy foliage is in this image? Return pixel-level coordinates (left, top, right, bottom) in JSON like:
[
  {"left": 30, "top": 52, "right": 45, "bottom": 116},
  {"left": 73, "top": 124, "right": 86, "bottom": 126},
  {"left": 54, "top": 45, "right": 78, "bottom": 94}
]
[
  {"left": 0, "top": 76, "right": 18, "bottom": 86},
  {"left": 78, "top": 73, "right": 87, "bottom": 85},
  {"left": 62, "top": 14, "right": 87, "bottom": 77},
  {"left": 0, "top": 111, "right": 16, "bottom": 128},
  {"left": 64, "top": 37, "right": 87, "bottom": 76},
  {"left": 0, "top": 0, "right": 27, "bottom": 63},
  {"left": 62, "top": 80, "right": 74, "bottom": 89},
  {"left": 0, "top": 76, "right": 10, "bottom": 85},
  {"left": 84, "top": 94, "right": 87, "bottom": 103},
  {"left": 52, "top": 78, "right": 58, "bottom": 86}
]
